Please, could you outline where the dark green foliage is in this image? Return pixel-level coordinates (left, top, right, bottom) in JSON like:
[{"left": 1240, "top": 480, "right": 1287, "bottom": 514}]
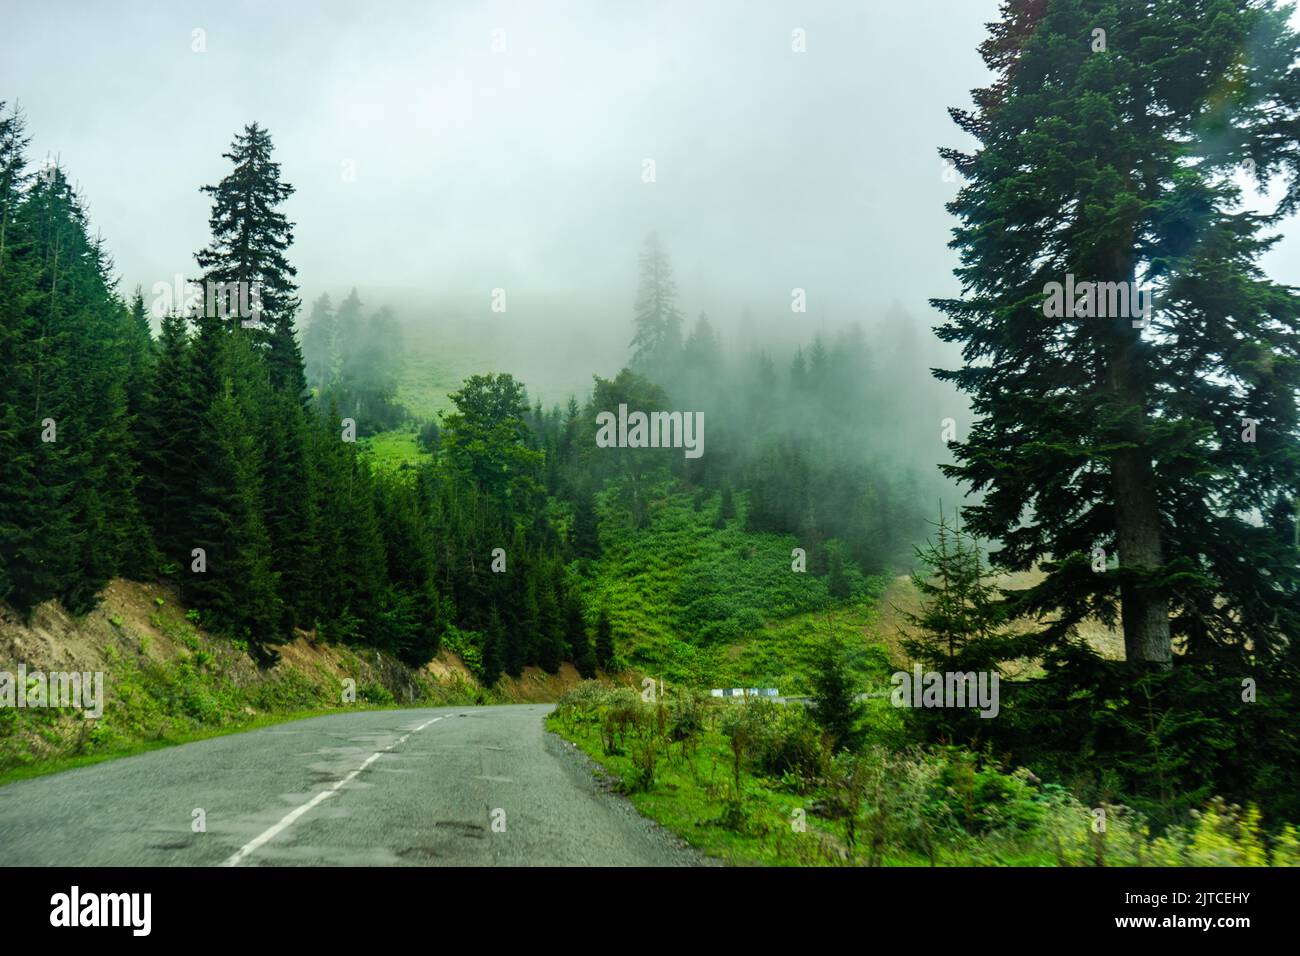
[
  {"left": 901, "top": 510, "right": 1006, "bottom": 669},
  {"left": 194, "top": 122, "right": 301, "bottom": 374},
  {"left": 811, "top": 634, "right": 863, "bottom": 753},
  {"left": 259, "top": 392, "right": 316, "bottom": 628},
  {"left": 987, "top": 648, "right": 1300, "bottom": 826},
  {"left": 932, "top": 0, "right": 1300, "bottom": 668},
  {"left": 566, "top": 594, "right": 597, "bottom": 678},
  {"left": 138, "top": 313, "right": 193, "bottom": 565},
  {"left": 569, "top": 482, "right": 601, "bottom": 558},
  {"left": 594, "top": 606, "right": 615, "bottom": 670}
]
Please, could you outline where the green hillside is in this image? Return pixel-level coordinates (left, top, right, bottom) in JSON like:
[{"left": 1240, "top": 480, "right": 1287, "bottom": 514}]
[{"left": 581, "top": 481, "right": 893, "bottom": 695}]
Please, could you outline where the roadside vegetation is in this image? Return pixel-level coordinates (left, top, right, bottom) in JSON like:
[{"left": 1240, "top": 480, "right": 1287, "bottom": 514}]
[
  {"left": 0, "top": 582, "right": 484, "bottom": 785},
  {"left": 549, "top": 678, "right": 1300, "bottom": 867}
]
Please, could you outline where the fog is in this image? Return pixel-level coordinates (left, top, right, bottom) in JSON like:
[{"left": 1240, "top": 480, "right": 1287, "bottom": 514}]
[{"left": 4, "top": 0, "right": 1297, "bottom": 409}]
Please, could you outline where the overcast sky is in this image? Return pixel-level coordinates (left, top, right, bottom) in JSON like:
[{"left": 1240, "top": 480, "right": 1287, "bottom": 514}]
[{"left": 3, "top": 0, "right": 1297, "bottom": 372}]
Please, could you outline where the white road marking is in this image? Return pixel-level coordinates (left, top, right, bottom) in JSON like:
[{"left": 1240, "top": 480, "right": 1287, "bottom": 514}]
[{"left": 221, "top": 715, "right": 444, "bottom": 866}]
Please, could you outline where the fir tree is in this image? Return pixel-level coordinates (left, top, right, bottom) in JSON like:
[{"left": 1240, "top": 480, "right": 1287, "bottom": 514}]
[
  {"left": 570, "top": 483, "right": 601, "bottom": 558},
  {"left": 0, "top": 103, "right": 43, "bottom": 609},
  {"left": 139, "top": 312, "right": 193, "bottom": 566},
  {"left": 182, "top": 327, "right": 283, "bottom": 655},
  {"left": 300, "top": 292, "right": 336, "bottom": 388},
  {"left": 194, "top": 123, "right": 303, "bottom": 396},
  {"left": 629, "top": 232, "right": 683, "bottom": 376},
  {"left": 933, "top": 0, "right": 1300, "bottom": 666},
  {"left": 811, "top": 629, "right": 863, "bottom": 753},
  {"left": 682, "top": 311, "right": 720, "bottom": 377},
  {"left": 901, "top": 509, "right": 1005, "bottom": 669}
]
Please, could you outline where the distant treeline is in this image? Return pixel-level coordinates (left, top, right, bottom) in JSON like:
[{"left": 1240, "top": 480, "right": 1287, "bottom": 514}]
[{"left": 301, "top": 289, "right": 407, "bottom": 435}]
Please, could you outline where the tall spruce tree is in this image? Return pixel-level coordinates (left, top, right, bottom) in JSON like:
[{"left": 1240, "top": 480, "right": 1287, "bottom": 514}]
[
  {"left": 629, "top": 232, "right": 683, "bottom": 377},
  {"left": 194, "top": 122, "right": 303, "bottom": 395},
  {"left": 933, "top": 0, "right": 1300, "bottom": 667},
  {"left": 111, "top": 288, "right": 158, "bottom": 578}
]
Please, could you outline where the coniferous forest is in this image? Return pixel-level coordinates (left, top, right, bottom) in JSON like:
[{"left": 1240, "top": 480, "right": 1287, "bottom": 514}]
[{"left": 3, "top": 0, "right": 1300, "bottom": 893}]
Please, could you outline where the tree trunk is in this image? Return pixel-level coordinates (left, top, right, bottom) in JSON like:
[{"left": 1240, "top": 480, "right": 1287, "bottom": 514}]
[
  {"left": 1106, "top": 293, "right": 1171, "bottom": 666},
  {"left": 1112, "top": 445, "right": 1170, "bottom": 664}
]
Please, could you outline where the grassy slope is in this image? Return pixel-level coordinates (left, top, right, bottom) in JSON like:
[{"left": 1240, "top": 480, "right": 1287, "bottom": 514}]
[
  {"left": 0, "top": 580, "right": 484, "bottom": 785},
  {"left": 359, "top": 428, "right": 431, "bottom": 470},
  {"left": 357, "top": 320, "right": 494, "bottom": 470},
  {"left": 584, "top": 482, "right": 895, "bottom": 695},
  {"left": 395, "top": 344, "right": 498, "bottom": 423}
]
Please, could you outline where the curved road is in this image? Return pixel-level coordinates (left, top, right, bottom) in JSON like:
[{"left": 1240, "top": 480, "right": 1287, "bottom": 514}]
[{"left": 0, "top": 705, "right": 708, "bottom": 866}]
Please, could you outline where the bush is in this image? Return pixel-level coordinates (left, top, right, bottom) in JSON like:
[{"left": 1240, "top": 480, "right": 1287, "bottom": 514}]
[
  {"left": 751, "top": 704, "right": 827, "bottom": 792},
  {"left": 666, "top": 687, "right": 708, "bottom": 755},
  {"left": 935, "top": 747, "right": 1044, "bottom": 835},
  {"left": 358, "top": 682, "right": 395, "bottom": 705},
  {"left": 816, "top": 746, "right": 951, "bottom": 865}
]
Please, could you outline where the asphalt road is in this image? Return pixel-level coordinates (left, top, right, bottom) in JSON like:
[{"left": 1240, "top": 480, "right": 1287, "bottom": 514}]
[{"left": 0, "top": 705, "right": 708, "bottom": 866}]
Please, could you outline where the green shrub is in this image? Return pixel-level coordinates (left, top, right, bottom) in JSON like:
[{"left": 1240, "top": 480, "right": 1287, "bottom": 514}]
[
  {"left": 935, "top": 748, "right": 1045, "bottom": 835},
  {"left": 358, "top": 682, "right": 395, "bottom": 705},
  {"left": 754, "top": 705, "right": 827, "bottom": 793},
  {"left": 666, "top": 687, "right": 708, "bottom": 754}
]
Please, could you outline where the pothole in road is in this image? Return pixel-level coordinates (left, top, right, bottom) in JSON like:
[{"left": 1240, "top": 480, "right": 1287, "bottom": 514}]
[{"left": 148, "top": 839, "right": 195, "bottom": 851}]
